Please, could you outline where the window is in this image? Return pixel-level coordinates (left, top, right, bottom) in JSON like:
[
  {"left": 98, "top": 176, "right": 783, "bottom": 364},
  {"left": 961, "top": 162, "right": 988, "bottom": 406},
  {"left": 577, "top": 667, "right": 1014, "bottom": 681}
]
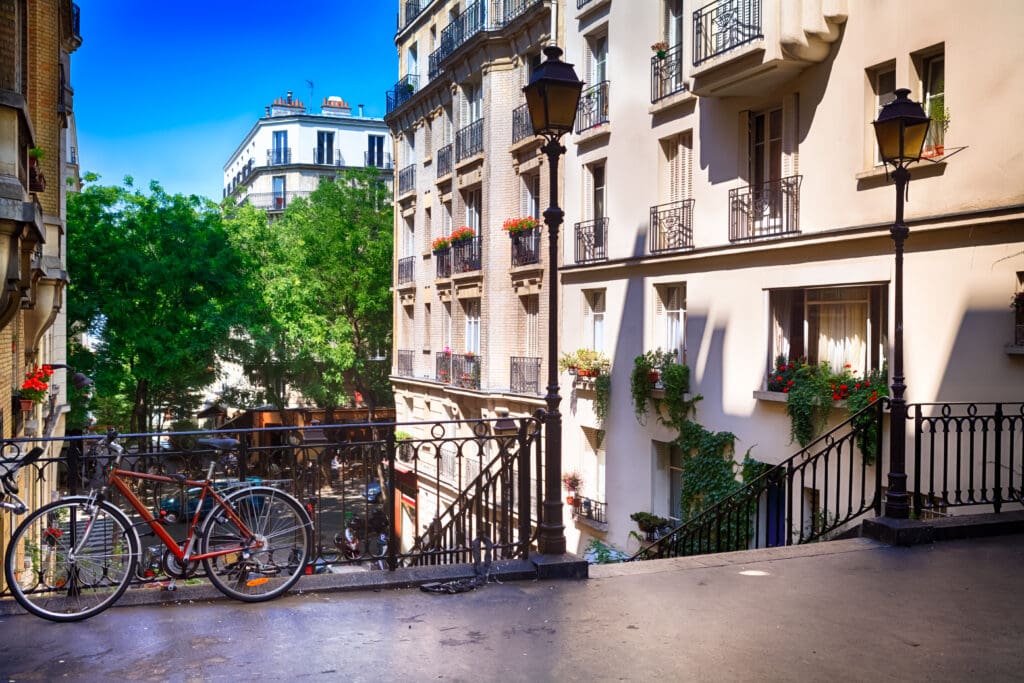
[
  {"left": 585, "top": 290, "right": 606, "bottom": 353},
  {"left": 464, "top": 299, "right": 480, "bottom": 355},
  {"left": 272, "top": 130, "right": 288, "bottom": 164},
  {"left": 664, "top": 0, "right": 684, "bottom": 48},
  {"left": 668, "top": 443, "right": 683, "bottom": 521},
  {"left": 922, "top": 53, "right": 945, "bottom": 152},
  {"left": 407, "top": 43, "right": 419, "bottom": 80},
  {"left": 442, "top": 301, "right": 452, "bottom": 351},
  {"left": 367, "top": 135, "right": 385, "bottom": 167},
  {"left": 524, "top": 295, "right": 539, "bottom": 357},
  {"left": 463, "top": 83, "right": 482, "bottom": 124},
  {"left": 521, "top": 173, "right": 541, "bottom": 219},
  {"left": 655, "top": 283, "right": 685, "bottom": 362},
  {"left": 272, "top": 176, "right": 286, "bottom": 209},
  {"left": 871, "top": 65, "right": 896, "bottom": 165},
  {"left": 464, "top": 187, "right": 482, "bottom": 231},
  {"left": 404, "top": 216, "right": 416, "bottom": 258},
  {"left": 750, "top": 108, "right": 782, "bottom": 188},
  {"left": 769, "top": 285, "right": 887, "bottom": 377},
  {"left": 581, "top": 428, "right": 606, "bottom": 504},
  {"left": 316, "top": 131, "right": 335, "bottom": 165},
  {"left": 442, "top": 200, "right": 453, "bottom": 238},
  {"left": 588, "top": 34, "right": 608, "bottom": 83}
]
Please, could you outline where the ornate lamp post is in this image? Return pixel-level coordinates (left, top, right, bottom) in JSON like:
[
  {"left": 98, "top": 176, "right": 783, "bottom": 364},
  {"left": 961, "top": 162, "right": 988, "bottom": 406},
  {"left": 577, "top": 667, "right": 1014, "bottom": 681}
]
[
  {"left": 872, "top": 88, "right": 930, "bottom": 519},
  {"left": 523, "top": 45, "right": 583, "bottom": 554}
]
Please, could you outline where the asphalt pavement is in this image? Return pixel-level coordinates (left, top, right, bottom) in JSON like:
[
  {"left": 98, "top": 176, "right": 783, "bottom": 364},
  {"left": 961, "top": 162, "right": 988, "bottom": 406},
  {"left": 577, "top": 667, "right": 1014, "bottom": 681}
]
[{"left": 1, "top": 534, "right": 1022, "bottom": 682}]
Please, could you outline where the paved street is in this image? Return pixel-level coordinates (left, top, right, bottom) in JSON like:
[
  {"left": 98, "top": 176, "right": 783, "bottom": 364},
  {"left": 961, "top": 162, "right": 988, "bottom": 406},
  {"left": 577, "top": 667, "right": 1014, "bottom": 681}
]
[{"left": 0, "top": 535, "right": 1022, "bottom": 682}]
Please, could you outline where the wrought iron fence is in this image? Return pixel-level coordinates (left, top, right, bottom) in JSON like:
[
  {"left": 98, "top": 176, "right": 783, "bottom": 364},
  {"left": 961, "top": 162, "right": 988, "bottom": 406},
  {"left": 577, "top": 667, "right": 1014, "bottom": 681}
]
[
  {"left": 398, "top": 164, "right": 417, "bottom": 195},
  {"left": 504, "top": 0, "right": 542, "bottom": 23},
  {"left": 693, "top": 0, "right": 763, "bottom": 66},
  {"left": 437, "top": 143, "right": 453, "bottom": 177},
  {"left": 267, "top": 148, "right": 292, "bottom": 165},
  {"left": 436, "top": 351, "right": 453, "bottom": 382},
  {"left": 397, "top": 256, "right": 415, "bottom": 285},
  {"left": 452, "top": 236, "right": 482, "bottom": 273},
  {"left": 575, "top": 81, "right": 610, "bottom": 134},
  {"left": 511, "top": 228, "right": 541, "bottom": 266},
  {"left": 649, "top": 199, "right": 695, "bottom": 253},
  {"left": 574, "top": 217, "right": 608, "bottom": 264},
  {"left": 510, "top": 356, "right": 542, "bottom": 394},
  {"left": 573, "top": 497, "right": 607, "bottom": 524},
  {"left": 455, "top": 118, "right": 485, "bottom": 162},
  {"left": 728, "top": 174, "right": 802, "bottom": 242},
  {"left": 396, "top": 349, "right": 415, "bottom": 377},
  {"left": 0, "top": 414, "right": 544, "bottom": 595},
  {"left": 651, "top": 43, "right": 687, "bottom": 102},
  {"left": 402, "top": 0, "right": 422, "bottom": 28},
  {"left": 434, "top": 247, "right": 452, "bottom": 278},
  {"left": 452, "top": 354, "right": 482, "bottom": 389},
  {"left": 512, "top": 103, "right": 533, "bottom": 144},
  {"left": 386, "top": 74, "right": 420, "bottom": 115}
]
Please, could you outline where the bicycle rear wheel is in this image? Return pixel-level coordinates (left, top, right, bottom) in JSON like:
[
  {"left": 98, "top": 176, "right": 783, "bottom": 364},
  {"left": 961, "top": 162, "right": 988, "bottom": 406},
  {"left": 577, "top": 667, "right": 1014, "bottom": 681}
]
[
  {"left": 4, "top": 497, "right": 138, "bottom": 622},
  {"left": 200, "top": 486, "right": 311, "bottom": 602}
]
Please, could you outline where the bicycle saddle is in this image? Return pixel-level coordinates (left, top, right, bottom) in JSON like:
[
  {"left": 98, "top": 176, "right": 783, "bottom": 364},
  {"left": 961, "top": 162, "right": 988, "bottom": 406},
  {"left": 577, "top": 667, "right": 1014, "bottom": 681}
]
[{"left": 196, "top": 437, "right": 239, "bottom": 451}]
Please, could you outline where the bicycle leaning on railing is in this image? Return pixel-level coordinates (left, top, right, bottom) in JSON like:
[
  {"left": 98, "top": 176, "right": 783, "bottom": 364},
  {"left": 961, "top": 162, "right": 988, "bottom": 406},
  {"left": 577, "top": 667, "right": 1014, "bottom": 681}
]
[{"left": 1, "top": 429, "right": 313, "bottom": 622}]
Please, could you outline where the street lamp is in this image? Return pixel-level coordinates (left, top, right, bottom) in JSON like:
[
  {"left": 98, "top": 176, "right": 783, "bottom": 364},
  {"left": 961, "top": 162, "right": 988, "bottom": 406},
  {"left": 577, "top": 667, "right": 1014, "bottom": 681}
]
[
  {"left": 872, "top": 88, "right": 930, "bottom": 519},
  {"left": 523, "top": 45, "right": 583, "bottom": 555}
]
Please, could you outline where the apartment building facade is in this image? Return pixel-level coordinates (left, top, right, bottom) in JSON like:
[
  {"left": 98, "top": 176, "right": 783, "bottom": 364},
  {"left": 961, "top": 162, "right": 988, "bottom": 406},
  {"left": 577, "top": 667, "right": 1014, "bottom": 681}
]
[
  {"left": 557, "top": 0, "right": 1024, "bottom": 552},
  {"left": 223, "top": 93, "right": 393, "bottom": 213}
]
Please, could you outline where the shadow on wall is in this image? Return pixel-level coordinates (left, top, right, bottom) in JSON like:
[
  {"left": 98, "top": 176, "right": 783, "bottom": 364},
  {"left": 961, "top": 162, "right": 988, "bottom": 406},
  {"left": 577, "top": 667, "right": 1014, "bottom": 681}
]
[{"left": 933, "top": 308, "right": 1024, "bottom": 403}]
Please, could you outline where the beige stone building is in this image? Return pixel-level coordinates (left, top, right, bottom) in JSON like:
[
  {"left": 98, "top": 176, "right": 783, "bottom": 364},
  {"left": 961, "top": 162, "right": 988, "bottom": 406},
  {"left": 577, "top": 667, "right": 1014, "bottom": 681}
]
[{"left": 389, "top": 0, "right": 1024, "bottom": 552}]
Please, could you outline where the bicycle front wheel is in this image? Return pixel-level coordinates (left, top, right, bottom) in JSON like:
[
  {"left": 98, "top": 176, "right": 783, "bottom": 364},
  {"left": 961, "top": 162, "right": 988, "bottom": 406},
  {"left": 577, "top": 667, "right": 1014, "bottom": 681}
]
[
  {"left": 200, "top": 486, "right": 311, "bottom": 602},
  {"left": 4, "top": 497, "right": 138, "bottom": 622}
]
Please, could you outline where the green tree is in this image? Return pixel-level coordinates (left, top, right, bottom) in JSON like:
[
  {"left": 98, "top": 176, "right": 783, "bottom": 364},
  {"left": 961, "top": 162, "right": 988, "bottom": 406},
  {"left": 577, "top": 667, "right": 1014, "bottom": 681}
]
[{"left": 67, "top": 175, "right": 244, "bottom": 432}]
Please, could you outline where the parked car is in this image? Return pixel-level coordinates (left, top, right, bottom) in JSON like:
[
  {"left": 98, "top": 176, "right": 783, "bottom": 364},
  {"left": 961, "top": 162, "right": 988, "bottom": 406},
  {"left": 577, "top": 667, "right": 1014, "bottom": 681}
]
[{"left": 157, "top": 478, "right": 262, "bottom": 523}]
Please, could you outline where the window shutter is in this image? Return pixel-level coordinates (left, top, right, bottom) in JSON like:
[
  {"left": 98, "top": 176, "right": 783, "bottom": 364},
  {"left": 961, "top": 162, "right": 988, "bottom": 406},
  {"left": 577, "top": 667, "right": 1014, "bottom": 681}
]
[
  {"left": 583, "top": 166, "right": 594, "bottom": 220},
  {"left": 682, "top": 131, "right": 693, "bottom": 199},
  {"left": 668, "top": 138, "right": 680, "bottom": 202},
  {"left": 783, "top": 93, "right": 799, "bottom": 177},
  {"left": 654, "top": 286, "right": 665, "bottom": 348},
  {"left": 738, "top": 110, "right": 751, "bottom": 182}
]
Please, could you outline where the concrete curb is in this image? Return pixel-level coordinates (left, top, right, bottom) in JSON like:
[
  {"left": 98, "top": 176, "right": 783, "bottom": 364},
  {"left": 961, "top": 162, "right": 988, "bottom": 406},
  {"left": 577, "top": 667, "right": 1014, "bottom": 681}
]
[{"left": 862, "top": 509, "right": 1024, "bottom": 546}]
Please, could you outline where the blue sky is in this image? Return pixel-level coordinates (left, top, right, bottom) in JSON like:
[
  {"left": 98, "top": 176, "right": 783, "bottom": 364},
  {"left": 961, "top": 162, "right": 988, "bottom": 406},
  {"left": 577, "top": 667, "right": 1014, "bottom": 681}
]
[{"left": 74, "top": 1, "right": 398, "bottom": 200}]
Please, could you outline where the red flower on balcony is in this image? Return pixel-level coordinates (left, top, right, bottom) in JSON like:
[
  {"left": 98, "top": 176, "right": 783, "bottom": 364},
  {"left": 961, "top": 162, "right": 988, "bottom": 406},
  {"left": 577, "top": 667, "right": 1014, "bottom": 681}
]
[
  {"left": 449, "top": 226, "right": 475, "bottom": 243},
  {"left": 502, "top": 216, "right": 539, "bottom": 235}
]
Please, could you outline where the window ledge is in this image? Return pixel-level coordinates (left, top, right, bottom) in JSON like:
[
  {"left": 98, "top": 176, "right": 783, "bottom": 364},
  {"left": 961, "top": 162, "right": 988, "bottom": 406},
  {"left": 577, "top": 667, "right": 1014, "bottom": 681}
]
[
  {"left": 650, "top": 389, "right": 692, "bottom": 401},
  {"left": 1006, "top": 344, "right": 1024, "bottom": 356},
  {"left": 575, "top": 0, "right": 611, "bottom": 20},
  {"left": 649, "top": 90, "right": 697, "bottom": 116},
  {"left": 855, "top": 159, "right": 947, "bottom": 182},
  {"left": 573, "top": 514, "right": 608, "bottom": 533},
  {"left": 753, "top": 390, "right": 850, "bottom": 408},
  {"left": 574, "top": 124, "right": 611, "bottom": 145}
]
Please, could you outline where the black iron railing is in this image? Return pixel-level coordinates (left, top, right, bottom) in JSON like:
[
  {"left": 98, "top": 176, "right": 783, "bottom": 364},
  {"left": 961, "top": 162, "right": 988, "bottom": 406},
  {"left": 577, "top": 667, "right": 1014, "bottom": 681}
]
[
  {"left": 71, "top": 3, "right": 81, "bottom": 41},
  {"left": 504, "top": 0, "right": 542, "bottom": 23},
  {"left": 512, "top": 103, "right": 533, "bottom": 144},
  {"left": 313, "top": 148, "right": 342, "bottom": 166},
  {"left": 452, "top": 354, "right": 482, "bottom": 389},
  {"left": 575, "top": 217, "right": 608, "bottom": 264},
  {"left": 649, "top": 199, "right": 695, "bottom": 253},
  {"left": 455, "top": 118, "right": 485, "bottom": 162},
  {"left": 651, "top": 43, "right": 687, "bottom": 102},
  {"left": 436, "top": 143, "right": 453, "bottom": 177},
  {"left": 510, "top": 356, "right": 542, "bottom": 394},
  {"left": 573, "top": 497, "right": 607, "bottom": 524},
  {"left": 693, "top": 0, "right": 763, "bottom": 66},
  {"left": 397, "top": 256, "right": 415, "bottom": 285},
  {"left": 452, "top": 236, "right": 482, "bottom": 273},
  {"left": 398, "top": 164, "right": 417, "bottom": 195},
  {"left": 436, "top": 351, "right": 453, "bottom": 382},
  {"left": 245, "top": 191, "right": 312, "bottom": 211},
  {"left": 267, "top": 148, "right": 292, "bottom": 165},
  {"left": 386, "top": 74, "right": 420, "bottom": 115},
  {"left": 402, "top": 0, "right": 422, "bottom": 28},
  {"left": 510, "top": 228, "right": 541, "bottom": 266},
  {"left": 728, "top": 174, "right": 801, "bottom": 242},
  {"left": 434, "top": 247, "right": 452, "bottom": 278},
  {"left": 911, "top": 402, "right": 1024, "bottom": 516},
  {"left": 575, "top": 81, "right": 610, "bottom": 134},
  {"left": 432, "top": 1, "right": 489, "bottom": 72},
  {"left": 397, "top": 349, "right": 415, "bottom": 376},
  {"left": 364, "top": 151, "right": 393, "bottom": 169},
  {"left": 577, "top": 0, "right": 595, "bottom": 8}
]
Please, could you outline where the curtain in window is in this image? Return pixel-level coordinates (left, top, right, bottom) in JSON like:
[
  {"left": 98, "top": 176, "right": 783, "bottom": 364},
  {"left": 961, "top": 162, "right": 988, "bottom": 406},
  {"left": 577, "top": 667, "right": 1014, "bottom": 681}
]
[
  {"left": 811, "top": 301, "right": 868, "bottom": 374},
  {"left": 771, "top": 290, "right": 794, "bottom": 363}
]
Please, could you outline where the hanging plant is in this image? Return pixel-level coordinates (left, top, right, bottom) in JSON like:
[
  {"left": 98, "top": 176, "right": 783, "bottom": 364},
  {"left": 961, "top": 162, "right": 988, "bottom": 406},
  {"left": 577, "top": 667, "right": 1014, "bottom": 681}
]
[{"left": 594, "top": 373, "right": 611, "bottom": 426}]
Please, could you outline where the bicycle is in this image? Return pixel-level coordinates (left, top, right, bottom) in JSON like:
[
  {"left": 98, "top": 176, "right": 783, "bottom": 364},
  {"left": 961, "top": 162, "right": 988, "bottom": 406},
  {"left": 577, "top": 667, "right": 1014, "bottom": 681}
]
[{"left": 2, "top": 429, "right": 313, "bottom": 622}]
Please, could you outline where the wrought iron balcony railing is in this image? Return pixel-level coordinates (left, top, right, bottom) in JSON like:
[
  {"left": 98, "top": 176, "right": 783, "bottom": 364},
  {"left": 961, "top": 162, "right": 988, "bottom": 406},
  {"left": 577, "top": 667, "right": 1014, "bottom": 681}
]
[
  {"left": 649, "top": 199, "right": 695, "bottom": 253},
  {"left": 435, "top": 351, "right": 453, "bottom": 383},
  {"left": 364, "top": 151, "right": 393, "bottom": 169},
  {"left": 386, "top": 74, "right": 420, "bottom": 115},
  {"left": 436, "top": 143, "right": 453, "bottom": 177},
  {"left": 575, "top": 217, "right": 608, "bottom": 264},
  {"left": 431, "top": 1, "right": 489, "bottom": 75},
  {"left": 576, "top": 81, "right": 610, "bottom": 134},
  {"left": 402, "top": 0, "right": 423, "bottom": 28},
  {"left": 455, "top": 118, "right": 484, "bottom": 162},
  {"left": 728, "top": 174, "right": 801, "bottom": 242},
  {"left": 452, "top": 353, "right": 482, "bottom": 389},
  {"left": 510, "top": 356, "right": 541, "bottom": 394},
  {"left": 396, "top": 349, "right": 415, "bottom": 377},
  {"left": 313, "top": 148, "right": 342, "bottom": 166},
  {"left": 452, "top": 236, "right": 482, "bottom": 274},
  {"left": 651, "top": 43, "right": 688, "bottom": 103},
  {"left": 398, "top": 164, "right": 417, "bottom": 195},
  {"left": 577, "top": 0, "right": 596, "bottom": 8},
  {"left": 434, "top": 247, "right": 452, "bottom": 279},
  {"left": 267, "top": 148, "right": 292, "bottom": 165},
  {"left": 573, "top": 497, "right": 607, "bottom": 524},
  {"left": 510, "top": 228, "right": 541, "bottom": 266},
  {"left": 503, "top": 0, "right": 542, "bottom": 23},
  {"left": 512, "top": 102, "right": 533, "bottom": 144},
  {"left": 693, "top": 0, "right": 763, "bottom": 67},
  {"left": 397, "top": 256, "right": 415, "bottom": 285}
]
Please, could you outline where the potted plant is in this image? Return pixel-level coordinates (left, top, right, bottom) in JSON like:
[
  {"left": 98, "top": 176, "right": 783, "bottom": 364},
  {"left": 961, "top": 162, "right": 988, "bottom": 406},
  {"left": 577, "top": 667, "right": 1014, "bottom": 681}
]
[
  {"left": 28, "top": 146, "right": 46, "bottom": 192},
  {"left": 558, "top": 349, "right": 580, "bottom": 375},
  {"left": 19, "top": 365, "right": 53, "bottom": 411},
  {"left": 926, "top": 102, "right": 950, "bottom": 157},
  {"left": 449, "top": 226, "right": 475, "bottom": 243},
  {"left": 651, "top": 41, "right": 669, "bottom": 59},
  {"left": 502, "top": 216, "right": 539, "bottom": 236},
  {"left": 432, "top": 235, "right": 450, "bottom": 252},
  {"left": 631, "top": 349, "right": 679, "bottom": 422},
  {"left": 562, "top": 470, "right": 582, "bottom": 504}
]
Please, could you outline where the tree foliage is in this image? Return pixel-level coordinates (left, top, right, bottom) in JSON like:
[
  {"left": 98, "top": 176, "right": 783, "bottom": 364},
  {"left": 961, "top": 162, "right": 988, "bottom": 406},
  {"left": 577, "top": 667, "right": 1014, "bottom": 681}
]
[{"left": 67, "top": 175, "right": 243, "bottom": 432}]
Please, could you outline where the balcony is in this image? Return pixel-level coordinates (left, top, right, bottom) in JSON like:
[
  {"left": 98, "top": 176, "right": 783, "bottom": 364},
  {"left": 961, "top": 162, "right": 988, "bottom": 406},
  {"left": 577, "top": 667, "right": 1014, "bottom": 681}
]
[
  {"left": 436, "top": 352, "right": 453, "bottom": 383},
  {"left": 575, "top": 82, "right": 609, "bottom": 134},
  {"left": 690, "top": 0, "right": 847, "bottom": 97},
  {"left": 574, "top": 218, "right": 608, "bottom": 264},
  {"left": 572, "top": 497, "right": 607, "bottom": 525},
  {"left": 452, "top": 354, "right": 481, "bottom": 389},
  {"left": 504, "top": 0, "right": 542, "bottom": 23},
  {"left": 430, "top": 1, "right": 489, "bottom": 78},
  {"left": 510, "top": 228, "right": 541, "bottom": 267},
  {"left": 651, "top": 43, "right": 688, "bottom": 103},
  {"left": 364, "top": 151, "right": 393, "bottom": 169},
  {"left": 386, "top": 74, "right": 420, "bottom": 115},
  {"left": 434, "top": 248, "right": 452, "bottom": 279},
  {"left": 728, "top": 175, "right": 802, "bottom": 242},
  {"left": 649, "top": 199, "right": 695, "bottom": 254},
  {"left": 396, "top": 349, "right": 415, "bottom": 377},
  {"left": 512, "top": 103, "right": 533, "bottom": 145},
  {"left": 455, "top": 118, "right": 484, "bottom": 163},
  {"left": 452, "top": 236, "right": 482, "bottom": 274},
  {"left": 313, "top": 148, "right": 342, "bottom": 166},
  {"left": 510, "top": 356, "right": 541, "bottom": 394},
  {"left": 267, "top": 148, "right": 292, "bottom": 165},
  {"left": 436, "top": 143, "right": 453, "bottom": 178},
  {"left": 401, "top": 1, "right": 423, "bottom": 29},
  {"left": 246, "top": 191, "right": 311, "bottom": 212},
  {"left": 397, "top": 256, "right": 415, "bottom": 285},
  {"left": 398, "top": 164, "right": 416, "bottom": 196}
]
